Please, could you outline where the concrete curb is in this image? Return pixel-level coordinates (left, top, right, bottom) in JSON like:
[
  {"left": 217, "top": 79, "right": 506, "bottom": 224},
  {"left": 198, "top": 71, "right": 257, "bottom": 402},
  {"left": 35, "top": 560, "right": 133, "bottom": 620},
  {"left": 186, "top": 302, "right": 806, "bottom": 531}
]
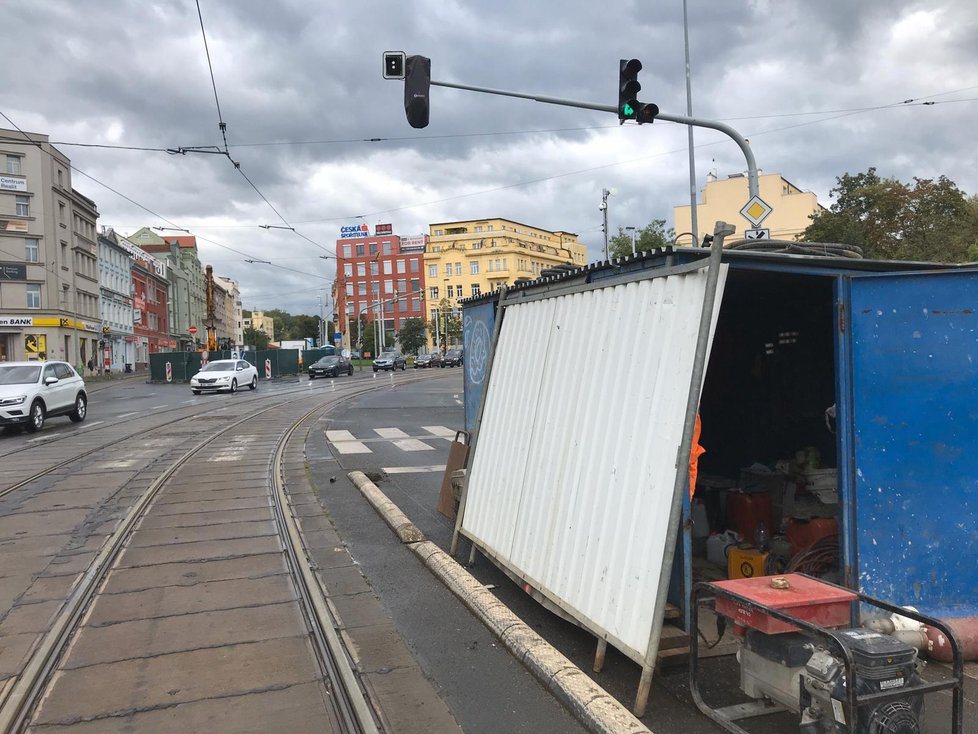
[{"left": 349, "top": 471, "right": 651, "bottom": 734}]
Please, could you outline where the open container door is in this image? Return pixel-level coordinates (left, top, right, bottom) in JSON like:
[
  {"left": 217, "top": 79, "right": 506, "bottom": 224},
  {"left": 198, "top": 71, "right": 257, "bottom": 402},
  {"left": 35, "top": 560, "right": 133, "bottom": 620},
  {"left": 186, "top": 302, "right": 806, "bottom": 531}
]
[
  {"left": 458, "top": 260, "right": 729, "bottom": 680},
  {"left": 842, "top": 269, "right": 978, "bottom": 617}
]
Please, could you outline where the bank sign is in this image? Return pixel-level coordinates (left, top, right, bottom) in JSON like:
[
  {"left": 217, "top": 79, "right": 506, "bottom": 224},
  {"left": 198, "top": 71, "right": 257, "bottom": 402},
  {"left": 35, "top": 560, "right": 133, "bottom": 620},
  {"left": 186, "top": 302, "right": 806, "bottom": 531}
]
[
  {"left": 340, "top": 223, "right": 370, "bottom": 239},
  {"left": 0, "top": 316, "right": 33, "bottom": 327}
]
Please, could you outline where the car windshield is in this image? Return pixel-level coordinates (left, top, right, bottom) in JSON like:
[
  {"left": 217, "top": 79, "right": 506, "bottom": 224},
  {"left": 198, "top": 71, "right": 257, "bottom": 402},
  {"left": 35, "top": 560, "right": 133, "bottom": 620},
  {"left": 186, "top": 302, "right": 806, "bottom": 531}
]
[
  {"left": 0, "top": 365, "right": 41, "bottom": 384},
  {"left": 379, "top": 352, "right": 397, "bottom": 359},
  {"left": 317, "top": 357, "right": 340, "bottom": 365},
  {"left": 447, "top": 350, "right": 461, "bottom": 357},
  {"left": 200, "top": 361, "right": 235, "bottom": 372}
]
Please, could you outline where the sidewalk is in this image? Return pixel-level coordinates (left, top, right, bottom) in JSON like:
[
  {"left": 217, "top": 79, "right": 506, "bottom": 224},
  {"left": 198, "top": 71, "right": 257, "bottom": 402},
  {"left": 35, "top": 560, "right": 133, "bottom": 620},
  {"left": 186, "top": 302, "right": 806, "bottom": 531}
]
[{"left": 82, "top": 369, "right": 149, "bottom": 393}]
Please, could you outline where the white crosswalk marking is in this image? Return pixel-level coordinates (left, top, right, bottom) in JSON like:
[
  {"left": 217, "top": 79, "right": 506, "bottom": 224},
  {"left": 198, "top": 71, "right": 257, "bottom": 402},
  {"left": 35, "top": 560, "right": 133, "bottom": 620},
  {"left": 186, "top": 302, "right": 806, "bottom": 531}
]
[
  {"left": 325, "top": 426, "right": 459, "bottom": 455},
  {"left": 373, "top": 427, "right": 434, "bottom": 452},
  {"left": 383, "top": 465, "right": 448, "bottom": 474},
  {"left": 325, "top": 429, "right": 371, "bottom": 454}
]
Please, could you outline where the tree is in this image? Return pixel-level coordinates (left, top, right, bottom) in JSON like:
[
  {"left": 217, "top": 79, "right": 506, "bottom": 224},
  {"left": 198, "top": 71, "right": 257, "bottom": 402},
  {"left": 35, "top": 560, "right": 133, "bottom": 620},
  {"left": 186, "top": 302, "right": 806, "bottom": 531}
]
[
  {"left": 397, "top": 317, "right": 428, "bottom": 356},
  {"left": 608, "top": 220, "right": 674, "bottom": 259},
  {"left": 243, "top": 326, "right": 269, "bottom": 350},
  {"left": 801, "top": 168, "right": 978, "bottom": 262},
  {"left": 427, "top": 298, "right": 462, "bottom": 348}
]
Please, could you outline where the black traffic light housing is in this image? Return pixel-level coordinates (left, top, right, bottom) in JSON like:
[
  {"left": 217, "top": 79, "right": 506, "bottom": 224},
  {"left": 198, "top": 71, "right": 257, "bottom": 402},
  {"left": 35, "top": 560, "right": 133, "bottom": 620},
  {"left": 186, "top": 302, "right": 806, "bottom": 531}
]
[
  {"left": 618, "top": 58, "right": 642, "bottom": 122},
  {"left": 636, "top": 102, "right": 660, "bottom": 124},
  {"left": 383, "top": 51, "right": 406, "bottom": 79},
  {"left": 404, "top": 55, "right": 431, "bottom": 129}
]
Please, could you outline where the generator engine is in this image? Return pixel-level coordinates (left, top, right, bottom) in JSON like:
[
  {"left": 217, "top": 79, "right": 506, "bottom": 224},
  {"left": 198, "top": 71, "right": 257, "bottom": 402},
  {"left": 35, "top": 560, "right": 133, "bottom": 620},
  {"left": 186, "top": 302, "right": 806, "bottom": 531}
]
[{"left": 739, "top": 624, "right": 923, "bottom": 733}]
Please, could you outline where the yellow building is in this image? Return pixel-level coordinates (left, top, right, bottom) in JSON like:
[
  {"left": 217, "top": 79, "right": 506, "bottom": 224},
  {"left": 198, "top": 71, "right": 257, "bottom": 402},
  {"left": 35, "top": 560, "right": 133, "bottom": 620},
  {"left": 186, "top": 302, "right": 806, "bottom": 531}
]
[
  {"left": 674, "top": 173, "right": 825, "bottom": 243},
  {"left": 424, "top": 218, "right": 587, "bottom": 325},
  {"left": 244, "top": 310, "right": 275, "bottom": 342}
]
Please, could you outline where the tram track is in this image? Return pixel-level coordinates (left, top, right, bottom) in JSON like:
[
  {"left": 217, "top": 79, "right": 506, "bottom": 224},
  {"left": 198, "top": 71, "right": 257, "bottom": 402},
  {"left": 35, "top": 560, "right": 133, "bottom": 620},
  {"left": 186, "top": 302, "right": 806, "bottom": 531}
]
[{"left": 0, "top": 371, "right": 443, "bottom": 732}]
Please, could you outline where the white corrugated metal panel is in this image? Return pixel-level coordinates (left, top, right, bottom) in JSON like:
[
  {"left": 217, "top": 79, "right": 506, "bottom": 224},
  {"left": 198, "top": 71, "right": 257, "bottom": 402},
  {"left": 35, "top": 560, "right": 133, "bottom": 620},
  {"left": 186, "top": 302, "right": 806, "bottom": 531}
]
[{"left": 462, "top": 266, "right": 728, "bottom": 661}]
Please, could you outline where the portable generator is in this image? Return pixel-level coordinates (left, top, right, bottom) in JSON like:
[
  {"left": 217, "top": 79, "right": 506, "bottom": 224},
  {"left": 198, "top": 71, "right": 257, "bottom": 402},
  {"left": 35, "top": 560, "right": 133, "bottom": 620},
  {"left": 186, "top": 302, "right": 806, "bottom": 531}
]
[{"left": 690, "top": 574, "right": 965, "bottom": 734}]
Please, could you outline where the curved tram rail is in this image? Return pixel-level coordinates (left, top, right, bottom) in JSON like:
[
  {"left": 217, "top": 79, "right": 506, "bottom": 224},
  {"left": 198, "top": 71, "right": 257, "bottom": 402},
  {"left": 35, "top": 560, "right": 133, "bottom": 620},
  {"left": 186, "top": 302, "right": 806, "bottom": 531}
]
[{"left": 0, "top": 378, "right": 438, "bottom": 733}]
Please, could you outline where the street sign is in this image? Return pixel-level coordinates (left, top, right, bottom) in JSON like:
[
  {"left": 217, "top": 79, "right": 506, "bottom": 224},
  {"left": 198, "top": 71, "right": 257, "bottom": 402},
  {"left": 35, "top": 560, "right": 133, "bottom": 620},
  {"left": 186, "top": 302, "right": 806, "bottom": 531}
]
[
  {"left": 739, "top": 195, "right": 773, "bottom": 227},
  {"left": 189, "top": 325, "right": 198, "bottom": 335},
  {"left": 333, "top": 333, "right": 342, "bottom": 343},
  {"left": 743, "top": 228, "right": 771, "bottom": 240}
]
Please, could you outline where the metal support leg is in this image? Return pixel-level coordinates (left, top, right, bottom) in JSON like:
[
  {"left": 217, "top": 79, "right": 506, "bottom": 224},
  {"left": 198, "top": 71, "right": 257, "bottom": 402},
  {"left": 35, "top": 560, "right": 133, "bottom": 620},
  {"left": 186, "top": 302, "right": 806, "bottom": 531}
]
[{"left": 593, "top": 638, "right": 608, "bottom": 673}]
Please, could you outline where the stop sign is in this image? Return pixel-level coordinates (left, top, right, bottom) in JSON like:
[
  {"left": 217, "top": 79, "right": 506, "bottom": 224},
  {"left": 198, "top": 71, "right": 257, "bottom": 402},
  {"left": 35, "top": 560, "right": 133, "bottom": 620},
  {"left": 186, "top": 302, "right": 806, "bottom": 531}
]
[{"left": 189, "top": 325, "right": 198, "bottom": 335}]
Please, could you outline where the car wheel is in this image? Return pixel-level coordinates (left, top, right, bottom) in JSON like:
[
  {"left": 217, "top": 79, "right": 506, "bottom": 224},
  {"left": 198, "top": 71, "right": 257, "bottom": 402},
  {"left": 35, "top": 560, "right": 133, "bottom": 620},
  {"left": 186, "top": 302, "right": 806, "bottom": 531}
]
[
  {"left": 348, "top": 366, "right": 353, "bottom": 376},
  {"left": 69, "top": 393, "right": 87, "bottom": 423},
  {"left": 192, "top": 389, "right": 201, "bottom": 395},
  {"left": 250, "top": 376, "right": 257, "bottom": 390},
  {"left": 25, "top": 400, "right": 45, "bottom": 433},
  {"left": 373, "top": 368, "right": 378, "bottom": 372},
  {"left": 230, "top": 378, "right": 238, "bottom": 393},
  {"left": 401, "top": 362, "right": 406, "bottom": 371}
]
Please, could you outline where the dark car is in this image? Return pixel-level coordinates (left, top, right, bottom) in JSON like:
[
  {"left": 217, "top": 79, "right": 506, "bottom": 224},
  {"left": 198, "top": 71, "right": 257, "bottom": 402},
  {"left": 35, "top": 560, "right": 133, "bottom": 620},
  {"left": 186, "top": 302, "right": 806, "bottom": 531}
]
[
  {"left": 372, "top": 351, "right": 406, "bottom": 372},
  {"left": 443, "top": 348, "right": 464, "bottom": 367},
  {"left": 414, "top": 352, "right": 444, "bottom": 369},
  {"left": 308, "top": 354, "right": 353, "bottom": 379}
]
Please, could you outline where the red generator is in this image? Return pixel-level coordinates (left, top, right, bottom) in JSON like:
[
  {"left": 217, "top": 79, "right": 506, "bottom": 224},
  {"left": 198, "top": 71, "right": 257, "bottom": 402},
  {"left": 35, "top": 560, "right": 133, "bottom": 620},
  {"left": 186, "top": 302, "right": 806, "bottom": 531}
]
[{"left": 690, "top": 574, "right": 964, "bottom": 734}]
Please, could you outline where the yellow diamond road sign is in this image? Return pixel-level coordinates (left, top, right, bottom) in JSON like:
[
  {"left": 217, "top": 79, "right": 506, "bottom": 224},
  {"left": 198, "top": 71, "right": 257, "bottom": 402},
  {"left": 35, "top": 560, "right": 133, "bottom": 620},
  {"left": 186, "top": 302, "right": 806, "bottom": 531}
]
[{"left": 740, "top": 195, "right": 773, "bottom": 227}]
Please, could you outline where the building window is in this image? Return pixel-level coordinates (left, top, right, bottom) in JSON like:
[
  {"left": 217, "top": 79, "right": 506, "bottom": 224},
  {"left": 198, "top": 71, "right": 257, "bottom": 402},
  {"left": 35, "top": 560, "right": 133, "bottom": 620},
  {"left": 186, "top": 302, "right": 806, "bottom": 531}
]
[
  {"left": 346, "top": 303, "right": 354, "bottom": 315},
  {"left": 27, "top": 283, "right": 41, "bottom": 309},
  {"left": 25, "top": 238, "right": 39, "bottom": 262},
  {"left": 474, "top": 226, "right": 483, "bottom": 233},
  {"left": 472, "top": 284, "right": 481, "bottom": 297},
  {"left": 383, "top": 260, "right": 392, "bottom": 274},
  {"left": 397, "top": 299, "right": 406, "bottom": 313},
  {"left": 369, "top": 242, "right": 378, "bottom": 256},
  {"left": 357, "top": 263, "right": 366, "bottom": 277},
  {"left": 355, "top": 244, "right": 364, "bottom": 257},
  {"left": 429, "top": 287, "right": 439, "bottom": 300},
  {"left": 344, "top": 263, "right": 353, "bottom": 277},
  {"left": 371, "top": 281, "right": 380, "bottom": 294},
  {"left": 454, "top": 263, "right": 462, "bottom": 276},
  {"left": 397, "top": 259, "right": 406, "bottom": 274},
  {"left": 444, "top": 263, "right": 452, "bottom": 276},
  {"left": 358, "top": 283, "right": 366, "bottom": 295},
  {"left": 487, "top": 225, "right": 494, "bottom": 231},
  {"left": 411, "top": 297, "right": 420, "bottom": 311},
  {"left": 409, "top": 259, "right": 419, "bottom": 273},
  {"left": 384, "top": 281, "right": 393, "bottom": 294},
  {"left": 5, "top": 155, "right": 22, "bottom": 174},
  {"left": 410, "top": 279, "right": 419, "bottom": 293},
  {"left": 446, "top": 285, "right": 454, "bottom": 298},
  {"left": 343, "top": 244, "right": 352, "bottom": 258},
  {"left": 397, "top": 279, "right": 407, "bottom": 294},
  {"left": 383, "top": 241, "right": 392, "bottom": 255},
  {"left": 428, "top": 264, "right": 437, "bottom": 278},
  {"left": 16, "top": 196, "right": 31, "bottom": 217},
  {"left": 472, "top": 241, "right": 483, "bottom": 249},
  {"left": 470, "top": 261, "right": 479, "bottom": 275},
  {"left": 432, "top": 246, "right": 441, "bottom": 252},
  {"left": 370, "top": 262, "right": 379, "bottom": 276},
  {"left": 434, "top": 229, "right": 443, "bottom": 236},
  {"left": 345, "top": 283, "right": 353, "bottom": 296},
  {"left": 57, "top": 169, "right": 63, "bottom": 187}
]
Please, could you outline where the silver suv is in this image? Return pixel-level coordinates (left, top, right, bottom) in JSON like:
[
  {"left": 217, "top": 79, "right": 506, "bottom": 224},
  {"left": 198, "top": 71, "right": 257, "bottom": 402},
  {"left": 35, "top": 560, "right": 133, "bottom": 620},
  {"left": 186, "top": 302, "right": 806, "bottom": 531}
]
[{"left": 0, "top": 361, "right": 88, "bottom": 433}]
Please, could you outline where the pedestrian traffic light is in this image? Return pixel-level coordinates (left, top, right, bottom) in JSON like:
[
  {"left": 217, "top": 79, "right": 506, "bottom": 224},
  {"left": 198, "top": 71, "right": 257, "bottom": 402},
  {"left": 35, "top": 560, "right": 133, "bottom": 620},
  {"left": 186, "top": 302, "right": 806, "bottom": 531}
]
[
  {"left": 404, "top": 55, "right": 431, "bottom": 129},
  {"left": 383, "top": 51, "right": 405, "bottom": 80},
  {"left": 618, "top": 58, "right": 642, "bottom": 122},
  {"left": 636, "top": 102, "right": 660, "bottom": 124}
]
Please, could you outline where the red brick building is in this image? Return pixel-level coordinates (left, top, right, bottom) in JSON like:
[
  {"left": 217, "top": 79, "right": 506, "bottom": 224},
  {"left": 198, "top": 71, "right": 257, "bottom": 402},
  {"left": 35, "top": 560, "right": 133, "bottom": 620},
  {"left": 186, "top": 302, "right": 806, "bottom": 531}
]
[
  {"left": 131, "top": 257, "right": 170, "bottom": 368},
  {"left": 334, "top": 226, "right": 427, "bottom": 353}
]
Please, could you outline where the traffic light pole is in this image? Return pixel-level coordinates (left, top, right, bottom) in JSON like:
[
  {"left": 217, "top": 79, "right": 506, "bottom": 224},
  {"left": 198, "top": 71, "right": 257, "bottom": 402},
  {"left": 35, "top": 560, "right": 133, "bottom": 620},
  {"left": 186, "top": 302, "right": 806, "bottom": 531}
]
[{"left": 430, "top": 79, "right": 759, "bottom": 200}]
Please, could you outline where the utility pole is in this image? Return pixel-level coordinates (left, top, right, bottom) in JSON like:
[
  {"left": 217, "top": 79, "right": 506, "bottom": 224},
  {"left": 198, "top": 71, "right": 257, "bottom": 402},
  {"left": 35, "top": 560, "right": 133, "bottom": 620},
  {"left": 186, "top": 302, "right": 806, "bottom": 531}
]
[{"left": 600, "top": 189, "right": 611, "bottom": 261}]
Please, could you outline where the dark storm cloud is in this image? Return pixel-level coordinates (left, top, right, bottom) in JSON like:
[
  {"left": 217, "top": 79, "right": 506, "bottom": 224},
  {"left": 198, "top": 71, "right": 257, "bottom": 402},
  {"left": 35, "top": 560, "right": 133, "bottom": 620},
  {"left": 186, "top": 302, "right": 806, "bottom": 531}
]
[{"left": 3, "top": 0, "right": 977, "bottom": 313}]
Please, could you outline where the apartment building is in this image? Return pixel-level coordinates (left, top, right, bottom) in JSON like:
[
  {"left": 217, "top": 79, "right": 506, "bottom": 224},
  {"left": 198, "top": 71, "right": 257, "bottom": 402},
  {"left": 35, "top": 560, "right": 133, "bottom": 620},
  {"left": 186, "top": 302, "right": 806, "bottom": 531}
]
[
  {"left": 673, "top": 172, "right": 825, "bottom": 243},
  {"left": 0, "top": 128, "right": 100, "bottom": 367},
  {"left": 215, "top": 275, "right": 243, "bottom": 348},
  {"left": 334, "top": 225, "right": 426, "bottom": 353}
]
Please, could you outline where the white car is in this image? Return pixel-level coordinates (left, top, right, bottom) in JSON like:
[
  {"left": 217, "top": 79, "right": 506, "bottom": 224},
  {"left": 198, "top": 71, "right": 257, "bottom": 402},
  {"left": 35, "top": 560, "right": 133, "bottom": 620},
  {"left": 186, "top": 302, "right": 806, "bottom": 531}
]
[
  {"left": 0, "top": 360, "right": 88, "bottom": 433},
  {"left": 190, "top": 359, "right": 259, "bottom": 394}
]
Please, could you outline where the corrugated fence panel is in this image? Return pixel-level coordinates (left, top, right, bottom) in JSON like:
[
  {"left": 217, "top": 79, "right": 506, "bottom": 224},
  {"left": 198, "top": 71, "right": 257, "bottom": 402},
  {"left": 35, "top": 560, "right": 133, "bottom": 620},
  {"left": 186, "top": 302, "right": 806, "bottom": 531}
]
[{"left": 463, "top": 266, "right": 727, "bottom": 660}]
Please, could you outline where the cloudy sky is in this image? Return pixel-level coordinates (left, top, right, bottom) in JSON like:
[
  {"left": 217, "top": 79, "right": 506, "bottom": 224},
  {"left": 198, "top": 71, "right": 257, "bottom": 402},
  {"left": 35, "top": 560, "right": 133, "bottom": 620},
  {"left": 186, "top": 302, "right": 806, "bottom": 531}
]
[{"left": 3, "top": 0, "right": 977, "bottom": 316}]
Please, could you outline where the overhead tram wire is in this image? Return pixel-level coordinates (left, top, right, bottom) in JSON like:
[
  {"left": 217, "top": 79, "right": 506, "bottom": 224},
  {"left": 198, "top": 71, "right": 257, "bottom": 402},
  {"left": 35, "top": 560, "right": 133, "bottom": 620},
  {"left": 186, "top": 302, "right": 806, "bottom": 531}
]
[{"left": 0, "top": 110, "right": 329, "bottom": 282}]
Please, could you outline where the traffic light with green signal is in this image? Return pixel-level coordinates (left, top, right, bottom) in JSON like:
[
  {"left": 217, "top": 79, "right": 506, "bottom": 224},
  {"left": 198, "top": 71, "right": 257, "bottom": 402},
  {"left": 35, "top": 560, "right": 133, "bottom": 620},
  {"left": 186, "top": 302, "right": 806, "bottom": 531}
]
[{"left": 618, "top": 58, "right": 642, "bottom": 122}]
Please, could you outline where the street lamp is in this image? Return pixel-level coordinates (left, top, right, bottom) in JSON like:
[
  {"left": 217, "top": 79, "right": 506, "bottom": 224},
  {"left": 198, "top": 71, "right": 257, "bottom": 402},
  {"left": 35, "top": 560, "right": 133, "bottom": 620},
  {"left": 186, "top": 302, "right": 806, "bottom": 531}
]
[{"left": 625, "top": 226, "right": 637, "bottom": 256}]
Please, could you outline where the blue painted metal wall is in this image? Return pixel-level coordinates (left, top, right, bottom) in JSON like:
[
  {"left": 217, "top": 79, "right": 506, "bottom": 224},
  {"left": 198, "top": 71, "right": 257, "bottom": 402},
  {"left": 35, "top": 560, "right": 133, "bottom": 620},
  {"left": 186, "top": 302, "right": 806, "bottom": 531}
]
[
  {"left": 846, "top": 270, "right": 978, "bottom": 616},
  {"left": 462, "top": 299, "right": 497, "bottom": 433}
]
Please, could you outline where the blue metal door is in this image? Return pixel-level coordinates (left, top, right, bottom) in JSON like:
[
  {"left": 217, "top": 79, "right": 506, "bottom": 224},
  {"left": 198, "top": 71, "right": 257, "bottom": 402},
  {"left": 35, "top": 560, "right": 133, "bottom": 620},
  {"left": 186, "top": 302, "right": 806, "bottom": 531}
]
[{"left": 846, "top": 270, "right": 978, "bottom": 616}]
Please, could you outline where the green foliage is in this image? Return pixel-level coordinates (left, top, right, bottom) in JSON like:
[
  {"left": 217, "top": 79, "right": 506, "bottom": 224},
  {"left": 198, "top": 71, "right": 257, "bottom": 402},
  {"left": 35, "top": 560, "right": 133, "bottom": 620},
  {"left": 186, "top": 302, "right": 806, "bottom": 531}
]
[
  {"left": 608, "top": 220, "right": 675, "bottom": 259},
  {"left": 243, "top": 326, "right": 269, "bottom": 350},
  {"left": 397, "top": 317, "right": 428, "bottom": 356},
  {"left": 801, "top": 168, "right": 978, "bottom": 262},
  {"left": 427, "top": 299, "right": 462, "bottom": 348}
]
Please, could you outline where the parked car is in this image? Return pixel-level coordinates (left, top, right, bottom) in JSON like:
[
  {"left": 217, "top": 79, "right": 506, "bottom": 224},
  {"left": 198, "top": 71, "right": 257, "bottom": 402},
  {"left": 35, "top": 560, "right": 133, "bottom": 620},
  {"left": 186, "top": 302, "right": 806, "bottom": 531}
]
[
  {"left": 414, "top": 352, "right": 444, "bottom": 368},
  {"left": 308, "top": 354, "right": 353, "bottom": 378},
  {"left": 189, "top": 359, "right": 258, "bottom": 394},
  {"left": 443, "top": 348, "right": 464, "bottom": 367},
  {"left": 372, "top": 351, "right": 406, "bottom": 372},
  {"left": 0, "top": 360, "right": 87, "bottom": 433}
]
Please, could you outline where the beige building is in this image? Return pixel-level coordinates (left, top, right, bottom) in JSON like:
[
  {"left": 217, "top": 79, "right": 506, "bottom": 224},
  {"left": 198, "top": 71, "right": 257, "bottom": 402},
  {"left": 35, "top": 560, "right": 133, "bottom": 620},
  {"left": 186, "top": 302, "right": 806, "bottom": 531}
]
[
  {"left": 425, "top": 217, "right": 587, "bottom": 320},
  {"left": 0, "top": 128, "right": 100, "bottom": 367},
  {"left": 214, "top": 275, "right": 243, "bottom": 347},
  {"left": 244, "top": 310, "right": 275, "bottom": 342},
  {"left": 674, "top": 173, "right": 825, "bottom": 243}
]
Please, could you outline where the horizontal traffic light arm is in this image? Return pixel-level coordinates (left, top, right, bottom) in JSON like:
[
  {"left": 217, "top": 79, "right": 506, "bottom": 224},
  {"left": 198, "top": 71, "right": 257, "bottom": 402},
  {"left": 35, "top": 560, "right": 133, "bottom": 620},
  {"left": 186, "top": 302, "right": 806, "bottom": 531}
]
[{"left": 428, "top": 78, "right": 759, "bottom": 199}]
